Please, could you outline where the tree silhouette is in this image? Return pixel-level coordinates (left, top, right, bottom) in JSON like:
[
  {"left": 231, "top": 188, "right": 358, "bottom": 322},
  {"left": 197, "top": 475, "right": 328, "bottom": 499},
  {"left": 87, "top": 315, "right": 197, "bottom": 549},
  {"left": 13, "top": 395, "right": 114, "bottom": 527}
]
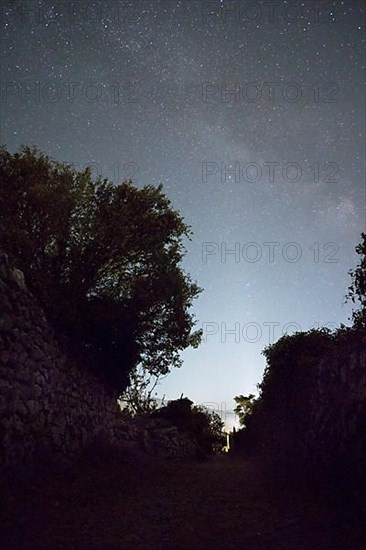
[
  {"left": 347, "top": 232, "right": 366, "bottom": 329},
  {"left": 0, "top": 145, "right": 202, "bottom": 392},
  {"left": 233, "top": 394, "right": 257, "bottom": 427}
]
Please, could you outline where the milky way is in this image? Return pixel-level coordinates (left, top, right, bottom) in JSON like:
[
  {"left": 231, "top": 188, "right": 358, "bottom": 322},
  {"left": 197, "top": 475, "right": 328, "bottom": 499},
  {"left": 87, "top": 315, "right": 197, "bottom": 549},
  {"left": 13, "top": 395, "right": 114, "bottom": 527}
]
[{"left": 1, "top": 1, "right": 365, "bottom": 426}]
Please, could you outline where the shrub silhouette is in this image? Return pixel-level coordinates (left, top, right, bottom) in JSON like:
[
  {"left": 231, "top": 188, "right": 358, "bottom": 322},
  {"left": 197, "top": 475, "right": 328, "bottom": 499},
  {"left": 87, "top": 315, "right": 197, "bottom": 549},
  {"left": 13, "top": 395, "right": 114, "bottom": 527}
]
[{"left": 152, "top": 397, "right": 225, "bottom": 456}]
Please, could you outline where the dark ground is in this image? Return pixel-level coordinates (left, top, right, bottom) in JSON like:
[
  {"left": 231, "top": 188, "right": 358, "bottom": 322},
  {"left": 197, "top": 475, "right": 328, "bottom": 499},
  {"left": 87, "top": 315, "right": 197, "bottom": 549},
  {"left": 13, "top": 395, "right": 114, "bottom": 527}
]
[{"left": 1, "top": 448, "right": 364, "bottom": 549}]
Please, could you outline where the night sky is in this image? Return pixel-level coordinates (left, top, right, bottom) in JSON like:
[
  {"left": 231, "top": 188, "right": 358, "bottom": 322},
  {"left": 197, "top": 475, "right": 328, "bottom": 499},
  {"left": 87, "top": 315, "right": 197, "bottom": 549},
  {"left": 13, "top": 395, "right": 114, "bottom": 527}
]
[{"left": 1, "top": 1, "right": 365, "bottom": 426}]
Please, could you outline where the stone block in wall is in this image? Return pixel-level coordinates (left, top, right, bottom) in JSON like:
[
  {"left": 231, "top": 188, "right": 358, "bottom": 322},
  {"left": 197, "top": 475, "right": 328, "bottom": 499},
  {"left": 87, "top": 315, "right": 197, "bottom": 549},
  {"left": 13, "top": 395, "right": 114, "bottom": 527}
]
[
  {"left": 0, "top": 314, "right": 14, "bottom": 332},
  {"left": 51, "top": 426, "right": 64, "bottom": 449},
  {"left": 15, "top": 370, "right": 34, "bottom": 388},
  {"left": 358, "top": 376, "right": 366, "bottom": 400},
  {"left": 30, "top": 346, "right": 45, "bottom": 362},
  {"left": 25, "top": 400, "right": 42, "bottom": 418},
  {"left": 9, "top": 328, "right": 21, "bottom": 341},
  {"left": 9, "top": 414, "right": 23, "bottom": 434},
  {"left": 0, "top": 351, "right": 11, "bottom": 364},
  {"left": 33, "top": 384, "right": 42, "bottom": 398},
  {"left": 9, "top": 267, "right": 26, "bottom": 290},
  {"left": 14, "top": 398, "right": 28, "bottom": 418}
]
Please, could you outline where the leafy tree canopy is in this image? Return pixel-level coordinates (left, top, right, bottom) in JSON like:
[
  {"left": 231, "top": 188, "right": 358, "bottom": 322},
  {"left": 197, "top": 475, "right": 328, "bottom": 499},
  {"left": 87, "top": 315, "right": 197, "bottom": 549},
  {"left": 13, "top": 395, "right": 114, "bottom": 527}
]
[
  {"left": 0, "top": 145, "right": 202, "bottom": 391},
  {"left": 259, "top": 328, "right": 335, "bottom": 401},
  {"left": 347, "top": 232, "right": 366, "bottom": 329},
  {"left": 233, "top": 394, "right": 257, "bottom": 427}
]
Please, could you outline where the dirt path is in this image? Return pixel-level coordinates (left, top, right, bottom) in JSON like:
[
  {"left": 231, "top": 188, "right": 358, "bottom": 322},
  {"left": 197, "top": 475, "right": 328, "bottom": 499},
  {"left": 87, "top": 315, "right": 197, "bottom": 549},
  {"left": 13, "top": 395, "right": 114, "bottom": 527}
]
[{"left": 1, "top": 452, "right": 364, "bottom": 549}]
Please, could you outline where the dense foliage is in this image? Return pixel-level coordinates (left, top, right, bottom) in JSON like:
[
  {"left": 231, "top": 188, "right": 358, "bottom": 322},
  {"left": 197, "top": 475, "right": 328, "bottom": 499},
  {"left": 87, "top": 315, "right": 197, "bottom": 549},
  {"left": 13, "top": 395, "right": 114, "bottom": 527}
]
[
  {"left": 0, "top": 146, "right": 202, "bottom": 392},
  {"left": 233, "top": 394, "right": 257, "bottom": 427},
  {"left": 259, "top": 328, "right": 335, "bottom": 400},
  {"left": 232, "top": 329, "right": 336, "bottom": 453},
  {"left": 347, "top": 232, "right": 366, "bottom": 329},
  {"left": 152, "top": 397, "right": 226, "bottom": 455},
  {"left": 233, "top": 233, "right": 366, "bottom": 454}
]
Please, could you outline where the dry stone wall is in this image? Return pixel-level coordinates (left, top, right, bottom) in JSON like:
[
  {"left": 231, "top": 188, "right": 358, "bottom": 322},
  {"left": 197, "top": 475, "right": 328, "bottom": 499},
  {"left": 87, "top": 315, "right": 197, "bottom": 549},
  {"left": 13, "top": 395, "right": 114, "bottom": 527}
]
[
  {"left": 0, "top": 251, "right": 122, "bottom": 472},
  {"left": 303, "top": 343, "right": 366, "bottom": 481},
  {"left": 235, "top": 339, "right": 366, "bottom": 493},
  {"left": 0, "top": 252, "right": 202, "bottom": 473},
  {"left": 117, "top": 416, "right": 200, "bottom": 459}
]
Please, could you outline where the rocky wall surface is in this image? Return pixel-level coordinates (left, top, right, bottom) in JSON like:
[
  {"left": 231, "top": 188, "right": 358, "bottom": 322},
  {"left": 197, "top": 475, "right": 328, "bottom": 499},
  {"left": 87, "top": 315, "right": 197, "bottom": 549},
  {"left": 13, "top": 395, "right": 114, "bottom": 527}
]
[
  {"left": 0, "top": 251, "right": 123, "bottom": 472},
  {"left": 0, "top": 251, "right": 201, "bottom": 473},
  {"left": 241, "top": 341, "right": 366, "bottom": 490},
  {"left": 303, "top": 344, "right": 366, "bottom": 480}
]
